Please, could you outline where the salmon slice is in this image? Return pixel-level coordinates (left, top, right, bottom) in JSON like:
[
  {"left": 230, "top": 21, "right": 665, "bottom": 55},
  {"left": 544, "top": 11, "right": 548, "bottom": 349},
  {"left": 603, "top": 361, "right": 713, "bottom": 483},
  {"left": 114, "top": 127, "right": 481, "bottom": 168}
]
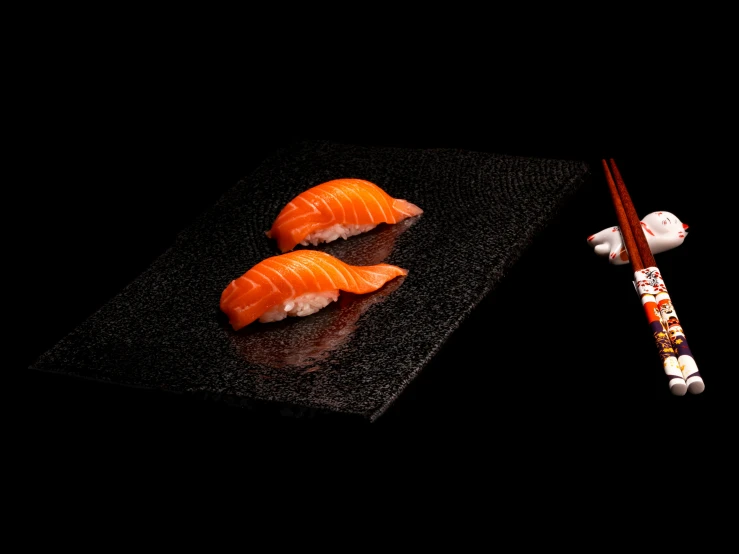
[
  {"left": 265, "top": 178, "right": 423, "bottom": 252},
  {"left": 220, "top": 250, "right": 408, "bottom": 330}
]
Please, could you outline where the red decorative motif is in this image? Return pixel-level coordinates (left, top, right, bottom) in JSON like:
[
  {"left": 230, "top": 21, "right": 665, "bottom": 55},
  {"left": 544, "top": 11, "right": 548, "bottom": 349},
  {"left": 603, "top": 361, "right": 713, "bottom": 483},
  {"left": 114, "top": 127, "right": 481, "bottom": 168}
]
[{"left": 635, "top": 268, "right": 667, "bottom": 293}]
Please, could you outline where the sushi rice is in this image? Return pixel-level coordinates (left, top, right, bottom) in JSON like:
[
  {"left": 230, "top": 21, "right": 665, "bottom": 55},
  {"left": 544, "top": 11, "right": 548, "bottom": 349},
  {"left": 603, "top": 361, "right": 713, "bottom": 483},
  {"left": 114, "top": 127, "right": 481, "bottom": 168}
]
[
  {"left": 300, "top": 223, "right": 377, "bottom": 247},
  {"left": 259, "top": 290, "right": 340, "bottom": 323}
]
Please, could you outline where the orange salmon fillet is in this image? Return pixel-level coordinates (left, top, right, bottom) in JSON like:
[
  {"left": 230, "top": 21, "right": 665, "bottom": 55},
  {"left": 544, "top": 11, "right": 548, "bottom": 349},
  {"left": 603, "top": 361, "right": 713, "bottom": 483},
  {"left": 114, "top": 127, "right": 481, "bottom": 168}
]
[
  {"left": 220, "top": 250, "right": 408, "bottom": 330},
  {"left": 266, "top": 178, "right": 423, "bottom": 252}
]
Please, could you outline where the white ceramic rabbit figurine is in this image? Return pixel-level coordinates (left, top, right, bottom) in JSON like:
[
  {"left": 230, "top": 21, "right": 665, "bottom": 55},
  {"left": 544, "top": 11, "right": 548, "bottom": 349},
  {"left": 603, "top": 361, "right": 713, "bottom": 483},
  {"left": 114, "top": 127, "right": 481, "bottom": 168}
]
[{"left": 587, "top": 211, "right": 689, "bottom": 265}]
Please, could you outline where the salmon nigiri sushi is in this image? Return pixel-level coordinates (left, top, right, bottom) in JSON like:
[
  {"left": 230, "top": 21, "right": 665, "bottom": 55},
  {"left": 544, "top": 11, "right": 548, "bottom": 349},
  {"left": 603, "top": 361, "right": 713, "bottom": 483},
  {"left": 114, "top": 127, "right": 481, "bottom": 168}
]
[
  {"left": 266, "top": 178, "right": 423, "bottom": 252},
  {"left": 220, "top": 250, "right": 408, "bottom": 330}
]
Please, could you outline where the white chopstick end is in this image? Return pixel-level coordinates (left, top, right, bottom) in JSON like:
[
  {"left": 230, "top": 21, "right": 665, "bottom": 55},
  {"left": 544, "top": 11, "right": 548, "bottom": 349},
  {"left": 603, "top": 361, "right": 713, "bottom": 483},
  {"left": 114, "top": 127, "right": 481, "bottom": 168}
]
[
  {"left": 686, "top": 376, "right": 705, "bottom": 395},
  {"left": 669, "top": 380, "right": 688, "bottom": 396}
]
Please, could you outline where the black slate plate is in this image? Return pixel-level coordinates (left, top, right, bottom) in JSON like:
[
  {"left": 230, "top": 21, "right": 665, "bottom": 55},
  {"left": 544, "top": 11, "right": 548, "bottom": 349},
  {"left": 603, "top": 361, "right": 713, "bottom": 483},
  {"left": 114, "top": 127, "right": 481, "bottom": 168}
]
[{"left": 28, "top": 140, "right": 591, "bottom": 422}]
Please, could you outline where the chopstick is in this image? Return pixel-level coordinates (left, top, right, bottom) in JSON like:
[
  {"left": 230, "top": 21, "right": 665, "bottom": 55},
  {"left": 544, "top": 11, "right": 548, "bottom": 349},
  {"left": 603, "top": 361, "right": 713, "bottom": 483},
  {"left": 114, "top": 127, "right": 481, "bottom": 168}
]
[
  {"left": 605, "top": 159, "right": 704, "bottom": 395},
  {"left": 601, "top": 159, "right": 686, "bottom": 395}
]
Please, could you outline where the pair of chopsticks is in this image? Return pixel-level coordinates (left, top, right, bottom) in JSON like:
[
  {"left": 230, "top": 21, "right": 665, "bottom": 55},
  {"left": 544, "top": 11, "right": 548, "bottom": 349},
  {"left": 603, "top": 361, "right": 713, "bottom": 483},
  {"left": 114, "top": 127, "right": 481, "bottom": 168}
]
[{"left": 601, "top": 159, "right": 704, "bottom": 396}]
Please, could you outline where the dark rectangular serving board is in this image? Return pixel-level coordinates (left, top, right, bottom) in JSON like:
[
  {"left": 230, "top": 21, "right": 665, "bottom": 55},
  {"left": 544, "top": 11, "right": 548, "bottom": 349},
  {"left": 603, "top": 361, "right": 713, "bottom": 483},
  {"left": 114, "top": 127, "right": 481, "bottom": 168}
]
[{"left": 29, "top": 140, "right": 591, "bottom": 422}]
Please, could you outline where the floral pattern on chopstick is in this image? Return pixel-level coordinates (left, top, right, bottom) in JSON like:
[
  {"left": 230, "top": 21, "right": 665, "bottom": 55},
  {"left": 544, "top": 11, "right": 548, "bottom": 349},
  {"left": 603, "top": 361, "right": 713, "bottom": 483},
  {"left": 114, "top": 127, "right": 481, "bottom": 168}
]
[{"left": 635, "top": 268, "right": 667, "bottom": 295}]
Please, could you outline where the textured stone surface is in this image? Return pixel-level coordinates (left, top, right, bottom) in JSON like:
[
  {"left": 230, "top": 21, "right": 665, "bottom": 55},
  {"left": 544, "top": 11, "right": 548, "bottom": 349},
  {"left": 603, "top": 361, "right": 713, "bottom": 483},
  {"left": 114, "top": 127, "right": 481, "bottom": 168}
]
[{"left": 29, "top": 140, "right": 591, "bottom": 421}]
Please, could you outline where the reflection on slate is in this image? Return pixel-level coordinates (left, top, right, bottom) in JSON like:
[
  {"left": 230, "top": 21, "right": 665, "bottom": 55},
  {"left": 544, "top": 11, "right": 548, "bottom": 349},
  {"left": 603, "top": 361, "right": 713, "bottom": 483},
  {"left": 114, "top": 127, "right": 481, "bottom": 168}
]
[
  {"left": 29, "top": 140, "right": 591, "bottom": 422},
  {"left": 231, "top": 218, "right": 417, "bottom": 371},
  {"left": 231, "top": 277, "right": 405, "bottom": 371}
]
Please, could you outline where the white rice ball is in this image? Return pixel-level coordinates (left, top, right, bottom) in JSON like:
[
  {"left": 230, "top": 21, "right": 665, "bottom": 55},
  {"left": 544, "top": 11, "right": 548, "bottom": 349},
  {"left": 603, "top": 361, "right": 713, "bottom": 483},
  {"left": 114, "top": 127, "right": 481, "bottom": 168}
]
[
  {"left": 301, "top": 223, "right": 378, "bottom": 246},
  {"left": 259, "top": 290, "right": 340, "bottom": 323}
]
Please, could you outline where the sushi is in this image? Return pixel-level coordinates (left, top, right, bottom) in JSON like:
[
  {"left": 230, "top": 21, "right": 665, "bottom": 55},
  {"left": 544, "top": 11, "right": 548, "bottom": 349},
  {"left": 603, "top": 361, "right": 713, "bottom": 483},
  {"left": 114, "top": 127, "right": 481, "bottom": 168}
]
[
  {"left": 266, "top": 178, "right": 423, "bottom": 252},
  {"left": 220, "top": 250, "right": 408, "bottom": 330}
]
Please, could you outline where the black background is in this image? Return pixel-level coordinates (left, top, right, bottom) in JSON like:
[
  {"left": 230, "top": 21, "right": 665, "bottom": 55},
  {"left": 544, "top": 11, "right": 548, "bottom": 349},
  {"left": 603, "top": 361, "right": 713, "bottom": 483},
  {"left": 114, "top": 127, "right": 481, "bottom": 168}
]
[{"left": 19, "top": 46, "right": 732, "bottom": 450}]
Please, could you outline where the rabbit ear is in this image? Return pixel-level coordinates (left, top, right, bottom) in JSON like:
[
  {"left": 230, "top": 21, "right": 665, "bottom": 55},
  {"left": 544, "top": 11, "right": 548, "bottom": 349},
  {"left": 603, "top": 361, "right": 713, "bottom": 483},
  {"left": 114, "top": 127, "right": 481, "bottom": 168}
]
[{"left": 641, "top": 221, "right": 655, "bottom": 236}]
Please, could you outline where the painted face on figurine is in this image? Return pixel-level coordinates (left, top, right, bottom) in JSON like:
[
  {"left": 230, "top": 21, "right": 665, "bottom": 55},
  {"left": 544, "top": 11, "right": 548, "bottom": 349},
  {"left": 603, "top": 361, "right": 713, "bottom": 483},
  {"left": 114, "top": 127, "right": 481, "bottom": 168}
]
[
  {"left": 640, "top": 212, "right": 688, "bottom": 252},
  {"left": 586, "top": 211, "right": 688, "bottom": 265}
]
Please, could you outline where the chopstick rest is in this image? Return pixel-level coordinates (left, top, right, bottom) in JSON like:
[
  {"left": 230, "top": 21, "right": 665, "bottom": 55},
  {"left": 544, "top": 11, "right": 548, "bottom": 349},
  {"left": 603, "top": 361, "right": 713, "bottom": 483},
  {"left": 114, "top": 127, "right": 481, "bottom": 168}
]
[{"left": 587, "top": 211, "right": 689, "bottom": 265}]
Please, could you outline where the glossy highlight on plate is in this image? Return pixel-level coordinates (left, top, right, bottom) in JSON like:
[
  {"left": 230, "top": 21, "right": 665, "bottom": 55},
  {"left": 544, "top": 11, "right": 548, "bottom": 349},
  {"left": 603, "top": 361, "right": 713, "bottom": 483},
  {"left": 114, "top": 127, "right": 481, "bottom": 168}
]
[
  {"left": 227, "top": 220, "right": 417, "bottom": 371},
  {"left": 230, "top": 277, "right": 405, "bottom": 372}
]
